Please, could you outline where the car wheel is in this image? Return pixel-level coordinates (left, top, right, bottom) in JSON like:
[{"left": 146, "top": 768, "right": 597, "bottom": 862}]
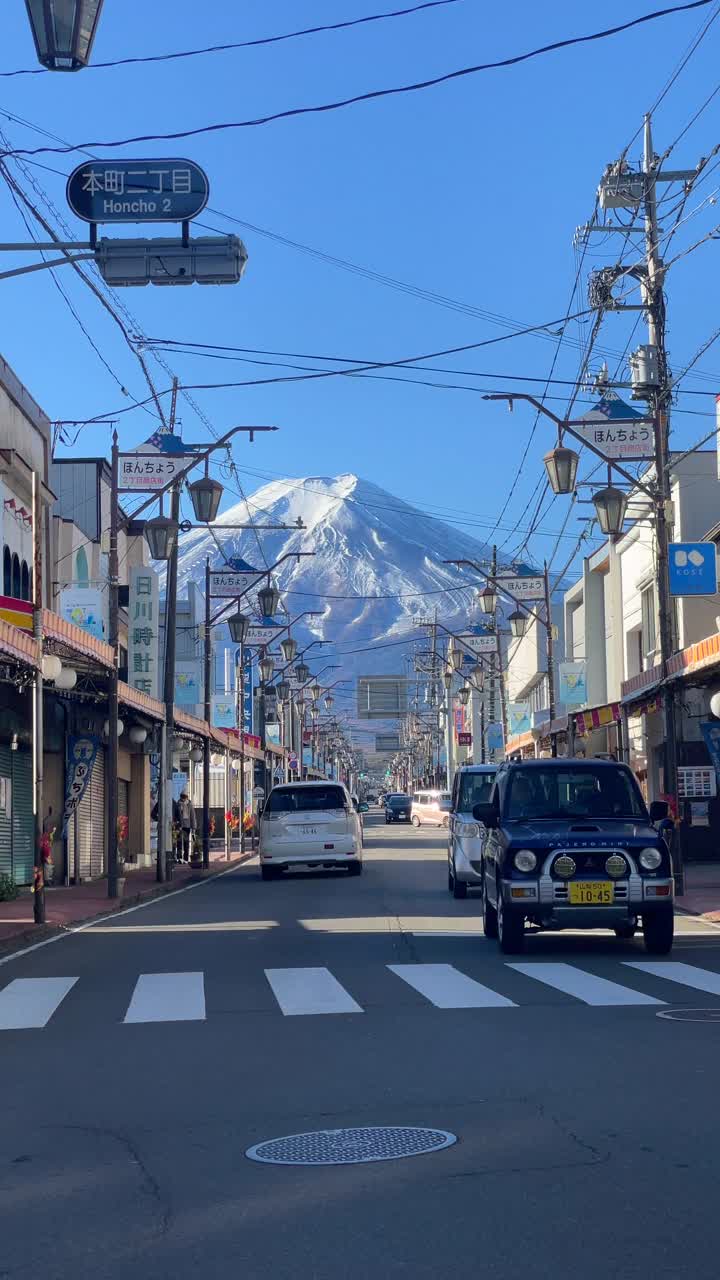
[
  {"left": 347, "top": 860, "right": 362, "bottom": 876},
  {"left": 614, "top": 923, "right": 636, "bottom": 940},
  {"left": 482, "top": 869, "right": 498, "bottom": 939},
  {"left": 261, "top": 865, "right": 276, "bottom": 881},
  {"left": 442, "top": 816, "right": 450, "bottom": 829},
  {"left": 642, "top": 910, "right": 674, "bottom": 955},
  {"left": 497, "top": 893, "right": 524, "bottom": 954},
  {"left": 411, "top": 816, "right": 421, "bottom": 828},
  {"left": 452, "top": 864, "right": 468, "bottom": 899}
]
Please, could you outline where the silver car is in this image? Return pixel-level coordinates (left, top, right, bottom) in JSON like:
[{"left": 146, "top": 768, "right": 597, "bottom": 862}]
[{"left": 447, "top": 764, "right": 497, "bottom": 899}]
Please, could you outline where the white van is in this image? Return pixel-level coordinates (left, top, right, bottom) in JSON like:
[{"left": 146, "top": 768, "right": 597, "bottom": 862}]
[
  {"left": 411, "top": 789, "right": 452, "bottom": 828},
  {"left": 259, "top": 781, "right": 365, "bottom": 880},
  {"left": 447, "top": 764, "right": 497, "bottom": 898}
]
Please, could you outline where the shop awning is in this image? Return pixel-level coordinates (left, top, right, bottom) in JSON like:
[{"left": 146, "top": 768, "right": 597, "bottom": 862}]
[
  {"left": 0, "top": 617, "right": 38, "bottom": 667},
  {"left": 574, "top": 702, "right": 621, "bottom": 736},
  {"left": 621, "top": 663, "right": 662, "bottom": 705}
]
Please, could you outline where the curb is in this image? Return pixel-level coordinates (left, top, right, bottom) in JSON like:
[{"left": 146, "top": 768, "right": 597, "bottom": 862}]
[{"left": 0, "top": 852, "right": 254, "bottom": 961}]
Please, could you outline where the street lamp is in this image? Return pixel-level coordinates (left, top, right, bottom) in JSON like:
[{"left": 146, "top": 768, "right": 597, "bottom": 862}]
[
  {"left": 509, "top": 609, "right": 527, "bottom": 639},
  {"left": 144, "top": 515, "right": 179, "bottom": 561},
  {"left": 592, "top": 485, "right": 628, "bottom": 536},
  {"left": 471, "top": 663, "right": 485, "bottom": 690},
  {"left": 450, "top": 646, "right": 464, "bottom": 671},
  {"left": 188, "top": 473, "right": 223, "bottom": 523},
  {"left": 442, "top": 670, "right": 452, "bottom": 692},
  {"left": 310, "top": 682, "right": 322, "bottom": 702},
  {"left": 544, "top": 443, "right": 579, "bottom": 495},
  {"left": 477, "top": 583, "right": 497, "bottom": 614},
  {"left": 227, "top": 610, "right": 250, "bottom": 645},
  {"left": 295, "top": 661, "right": 311, "bottom": 684},
  {"left": 324, "top": 693, "right": 334, "bottom": 710},
  {"left": 458, "top": 686, "right": 471, "bottom": 706},
  {"left": 259, "top": 655, "right": 275, "bottom": 684},
  {"left": 258, "top": 582, "right": 280, "bottom": 617},
  {"left": 277, "top": 680, "right": 291, "bottom": 703},
  {"left": 281, "top": 636, "right": 297, "bottom": 663},
  {"left": 25, "top": 0, "right": 105, "bottom": 70}
]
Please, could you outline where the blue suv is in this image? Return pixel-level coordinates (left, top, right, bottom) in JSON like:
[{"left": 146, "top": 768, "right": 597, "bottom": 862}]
[{"left": 474, "top": 759, "right": 674, "bottom": 955}]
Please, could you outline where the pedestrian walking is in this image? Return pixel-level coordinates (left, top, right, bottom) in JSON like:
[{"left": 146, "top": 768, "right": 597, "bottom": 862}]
[{"left": 178, "top": 790, "right": 196, "bottom": 862}]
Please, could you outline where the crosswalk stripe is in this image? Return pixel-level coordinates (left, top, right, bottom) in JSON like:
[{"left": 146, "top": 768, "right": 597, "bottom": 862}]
[
  {"left": 508, "top": 962, "right": 664, "bottom": 1006},
  {"left": 388, "top": 963, "right": 515, "bottom": 1008},
  {"left": 123, "top": 972, "right": 205, "bottom": 1023},
  {"left": 625, "top": 961, "right": 720, "bottom": 995},
  {"left": 0, "top": 976, "right": 78, "bottom": 1029},
  {"left": 265, "top": 967, "right": 363, "bottom": 1016}
]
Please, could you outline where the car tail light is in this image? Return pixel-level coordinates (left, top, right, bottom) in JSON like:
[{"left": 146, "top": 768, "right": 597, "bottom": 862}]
[{"left": 324, "top": 843, "right": 334, "bottom": 850}]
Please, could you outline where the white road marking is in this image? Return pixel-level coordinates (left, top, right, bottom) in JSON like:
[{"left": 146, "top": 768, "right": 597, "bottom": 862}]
[
  {"left": 625, "top": 961, "right": 720, "bottom": 995},
  {"left": 123, "top": 972, "right": 206, "bottom": 1023},
  {"left": 508, "top": 962, "right": 664, "bottom": 1006},
  {"left": 388, "top": 963, "right": 515, "bottom": 1008},
  {"left": 0, "top": 976, "right": 78, "bottom": 1029},
  {"left": 265, "top": 967, "right": 363, "bottom": 1016}
]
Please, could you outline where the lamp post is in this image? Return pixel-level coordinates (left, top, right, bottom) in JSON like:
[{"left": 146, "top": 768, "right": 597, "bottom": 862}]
[
  {"left": 442, "top": 669, "right": 455, "bottom": 790},
  {"left": 229, "top": 609, "right": 250, "bottom": 857},
  {"left": 25, "top": 0, "right": 105, "bottom": 70}
]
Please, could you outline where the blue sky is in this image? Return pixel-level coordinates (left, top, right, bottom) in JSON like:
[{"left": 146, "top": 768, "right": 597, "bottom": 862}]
[{"left": 2, "top": 1, "right": 720, "bottom": 577}]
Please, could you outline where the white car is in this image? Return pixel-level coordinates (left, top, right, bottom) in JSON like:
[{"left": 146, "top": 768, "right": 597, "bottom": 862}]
[
  {"left": 258, "top": 781, "right": 365, "bottom": 880},
  {"left": 447, "top": 764, "right": 497, "bottom": 899}
]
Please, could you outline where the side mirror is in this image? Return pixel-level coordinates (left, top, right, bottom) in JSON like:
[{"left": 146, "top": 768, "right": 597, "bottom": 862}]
[
  {"left": 473, "top": 802, "right": 498, "bottom": 829},
  {"left": 649, "top": 800, "right": 669, "bottom": 823},
  {"left": 359, "top": 802, "right": 369, "bottom": 813}
]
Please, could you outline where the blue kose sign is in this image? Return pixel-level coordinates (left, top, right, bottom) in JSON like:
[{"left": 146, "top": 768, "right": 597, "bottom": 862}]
[{"left": 668, "top": 542, "right": 718, "bottom": 597}]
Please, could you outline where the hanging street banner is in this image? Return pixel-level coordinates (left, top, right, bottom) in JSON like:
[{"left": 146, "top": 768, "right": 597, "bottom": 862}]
[
  {"left": 559, "top": 661, "right": 588, "bottom": 705},
  {"left": 245, "top": 623, "right": 285, "bottom": 647},
  {"left": 59, "top": 585, "right": 106, "bottom": 641},
  {"left": 668, "top": 542, "right": 718, "bottom": 597},
  {"left": 67, "top": 158, "right": 209, "bottom": 224},
  {"left": 456, "top": 632, "right": 496, "bottom": 654},
  {"left": 487, "top": 721, "right": 504, "bottom": 752},
  {"left": 175, "top": 664, "right": 200, "bottom": 707},
  {"left": 119, "top": 429, "right": 196, "bottom": 491},
  {"left": 128, "top": 565, "right": 160, "bottom": 699},
  {"left": 572, "top": 395, "right": 653, "bottom": 461},
  {"left": 497, "top": 572, "right": 545, "bottom": 602},
  {"left": 700, "top": 721, "right": 720, "bottom": 787},
  {"left": 211, "top": 694, "right": 236, "bottom": 730},
  {"left": 63, "top": 734, "right": 101, "bottom": 834},
  {"left": 508, "top": 703, "right": 532, "bottom": 736},
  {"left": 243, "top": 649, "right": 254, "bottom": 734}
]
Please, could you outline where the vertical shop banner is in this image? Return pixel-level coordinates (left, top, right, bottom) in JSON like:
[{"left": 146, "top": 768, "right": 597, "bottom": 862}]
[
  {"left": 559, "top": 661, "right": 588, "bottom": 705},
  {"left": 487, "top": 721, "right": 504, "bottom": 752},
  {"left": 128, "top": 566, "right": 160, "bottom": 699},
  {"left": 700, "top": 721, "right": 720, "bottom": 787},
  {"left": 63, "top": 734, "right": 100, "bottom": 833},
  {"left": 211, "top": 694, "right": 236, "bottom": 729},
  {"left": 175, "top": 663, "right": 199, "bottom": 706},
  {"left": 59, "top": 586, "right": 106, "bottom": 640},
  {"left": 508, "top": 703, "right": 531, "bottom": 736},
  {"left": 243, "top": 649, "right": 254, "bottom": 734},
  {"left": 265, "top": 723, "right": 281, "bottom": 747}
]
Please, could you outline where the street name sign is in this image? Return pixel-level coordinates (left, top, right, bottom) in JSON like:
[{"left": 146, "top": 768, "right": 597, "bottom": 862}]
[
  {"left": 209, "top": 570, "right": 262, "bottom": 598},
  {"left": 572, "top": 396, "right": 654, "bottom": 461},
  {"left": 244, "top": 624, "right": 285, "bottom": 647},
  {"left": 119, "top": 451, "right": 194, "bottom": 491},
  {"left": 497, "top": 575, "right": 545, "bottom": 602},
  {"left": 67, "top": 158, "right": 209, "bottom": 224},
  {"left": 456, "top": 633, "right": 495, "bottom": 654}
]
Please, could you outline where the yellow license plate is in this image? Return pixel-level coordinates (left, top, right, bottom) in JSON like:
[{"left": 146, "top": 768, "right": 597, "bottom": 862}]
[{"left": 568, "top": 881, "right": 614, "bottom": 905}]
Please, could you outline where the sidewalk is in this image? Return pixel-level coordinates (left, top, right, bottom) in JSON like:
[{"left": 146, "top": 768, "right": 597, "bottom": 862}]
[
  {"left": 0, "top": 844, "right": 255, "bottom": 958},
  {"left": 678, "top": 863, "right": 720, "bottom": 923}
]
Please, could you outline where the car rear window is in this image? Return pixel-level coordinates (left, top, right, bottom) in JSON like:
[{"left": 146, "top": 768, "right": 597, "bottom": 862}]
[
  {"left": 388, "top": 796, "right": 409, "bottom": 806},
  {"left": 457, "top": 773, "right": 496, "bottom": 813},
  {"left": 266, "top": 786, "right": 348, "bottom": 813}
]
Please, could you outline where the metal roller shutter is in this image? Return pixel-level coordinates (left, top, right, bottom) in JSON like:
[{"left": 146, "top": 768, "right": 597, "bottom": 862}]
[
  {"left": 0, "top": 744, "right": 34, "bottom": 885},
  {"left": 67, "top": 746, "right": 106, "bottom": 881},
  {"left": 0, "top": 745, "right": 12, "bottom": 879}
]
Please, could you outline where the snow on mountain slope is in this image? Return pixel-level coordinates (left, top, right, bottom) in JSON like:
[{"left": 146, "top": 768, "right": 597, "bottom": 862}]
[{"left": 176, "top": 473, "right": 495, "bottom": 676}]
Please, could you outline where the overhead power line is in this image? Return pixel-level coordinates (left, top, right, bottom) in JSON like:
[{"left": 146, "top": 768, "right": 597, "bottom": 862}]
[
  {"left": 3, "top": 2, "right": 713, "bottom": 158},
  {"left": 0, "top": 2, "right": 465, "bottom": 76}
]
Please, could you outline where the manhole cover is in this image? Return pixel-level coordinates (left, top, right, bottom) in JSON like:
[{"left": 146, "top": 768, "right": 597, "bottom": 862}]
[
  {"left": 657, "top": 1008, "right": 720, "bottom": 1023},
  {"left": 245, "top": 1125, "right": 457, "bottom": 1166}
]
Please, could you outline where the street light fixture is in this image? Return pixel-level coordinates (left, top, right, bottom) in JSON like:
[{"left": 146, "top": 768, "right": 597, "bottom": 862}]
[
  {"left": 295, "top": 662, "right": 311, "bottom": 684},
  {"left": 544, "top": 443, "right": 579, "bottom": 495},
  {"left": 592, "top": 485, "right": 628, "bottom": 536},
  {"left": 277, "top": 680, "right": 291, "bottom": 703},
  {"left": 509, "top": 609, "right": 527, "bottom": 639},
  {"left": 324, "top": 693, "right": 334, "bottom": 710},
  {"left": 443, "top": 670, "right": 453, "bottom": 691},
  {"left": 280, "top": 636, "right": 297, "bottom": 663},
  {"left": 310, "top": 682, "right": 322, "bottom": 702},
  {"left": 450, "top": 647, "right": 464, "bottom": 671},
  {"left": 458, "top": 686, "right": 471, "bottom": 706},
  {"left": 25, "top": 0, "right": 105, "bottom": 70},
  {"left": 227, "top": 610, "right": 250, "bottom": 645},
  {"left": 259, "top": 655, "right": 275, "bottom": 683},
  {"left": 477, "top": 583, "right": 497, "bottom": 614},
  {"left": 144, "top": 515, "right": 179, "bottom": 561},
  {"left": 188, "top": 473, "right": 223, "bottom": 523},
  {"left": 258, "top": 582, "right": 280, "bottom": 617}
]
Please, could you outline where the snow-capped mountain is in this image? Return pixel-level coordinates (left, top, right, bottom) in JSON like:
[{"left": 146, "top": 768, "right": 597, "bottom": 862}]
[{"left": 175, "top": 473, "right": 496, "bottom": 677}]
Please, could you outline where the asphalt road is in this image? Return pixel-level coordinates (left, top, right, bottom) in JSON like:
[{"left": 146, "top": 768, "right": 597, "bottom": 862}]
[{"left": 2, "top": 812, "right": 720, "bottom": 1279}]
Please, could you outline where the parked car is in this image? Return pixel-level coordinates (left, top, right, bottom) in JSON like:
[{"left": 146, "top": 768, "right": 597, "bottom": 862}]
[
  {"left": 475, "top": 759, "right": 675, "bottom": 954},
  {"left": 258, "top": 781, "right": 365, "bottom": 879},
  {"left": 385, "top": 793, "right": 411, "bottom": 823},
  {"left": 411, "top": 789, "right": 452, "bottom": 828},
  {"left": 447, "top": 764, "right": 497, "bottom": 898}
]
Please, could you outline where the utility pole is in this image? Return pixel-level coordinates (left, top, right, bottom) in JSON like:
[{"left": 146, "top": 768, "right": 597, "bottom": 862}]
[
  {"left": 642, "top": 114, "right": 682, "bottom": 892},
  {"left": 31, "top": 470, "right": 45, "bottom": 923},
  {"left": 202, "top": 557, "right": 212, "bottom": 869},
  {"left": 157, "top": 378, "right": 181, "bottom": 882},
  {"left": 544, "top": 560, "right": 557, "bottom": 757},
  {"left": 107, "top": 434, "right": 120, "bottom": 896}
]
